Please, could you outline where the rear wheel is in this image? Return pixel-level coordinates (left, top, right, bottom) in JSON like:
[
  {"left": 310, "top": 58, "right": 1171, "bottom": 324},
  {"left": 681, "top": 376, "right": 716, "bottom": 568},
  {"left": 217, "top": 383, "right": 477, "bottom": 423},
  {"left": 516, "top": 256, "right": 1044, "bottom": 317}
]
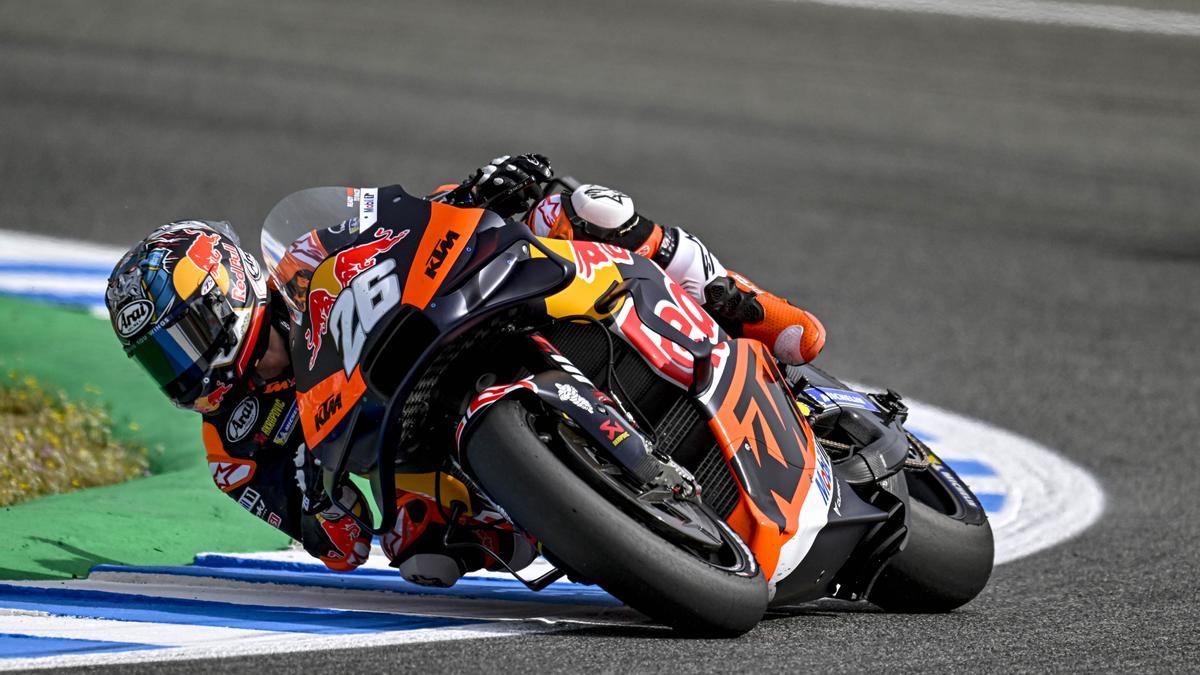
[
  {"left": 466, "top": 400, "right": 768, "bottom": 636},
  {"left": 869, "top": 473, "right": 994, "bottom": 612}
]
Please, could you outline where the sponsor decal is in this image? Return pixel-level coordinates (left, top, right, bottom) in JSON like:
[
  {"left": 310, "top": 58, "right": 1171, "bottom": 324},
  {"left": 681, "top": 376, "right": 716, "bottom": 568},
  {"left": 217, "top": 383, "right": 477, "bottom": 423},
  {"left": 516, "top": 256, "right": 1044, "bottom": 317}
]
[
  {"left": 226, "top": 397, "right": 260, "bottom": 442},
  {"left": 581, "top": 186, "right": 629, "bottom": 205},
  {"left": 568, "top": 241, "right": 634, "bottom": 283},
  {"left": 314, "top": 392, "right": 343, "bottom": 431},
  {"left": 929, "top": 453, "right": 979, "bottom": 509},
  {"left": 803, "top": 387, "right": 879, "bottom": 412},
  {"left": 170, "top": 228, "right": 232, "bottom": 302},
  {"left": 345, "top": 187, "right": 358, "bottom": 208},
  {"left": 359, "top": 187, "right": 378, "bottom": 230},
  {"left": 273, "top": 401, "right": 300, "bottom": 445},
  {"left": 114, "top": 299, "right": 153, "bottom": 337},
  {"left": 259, "top": 399, "right": 287, "bottom": 436},
  {"left": 599, "top": 419, "right": 629, "bottom": 446},
  {"left": 614, "top": 278, "right": 727, "bottom": 388},
  {"left": 533, "top": 195, "right": 563, "bottom": 237},
  {"left": 267, "top": 512, "right": 282, "bottom": 528},
  {"left": 209, "top": 461, "right": 254, "bottom": 493},
  {"left": 554, "top": 383, "right": 594, "bottom": 414},
  {"left": 185, "top": 231, "right": 223, "bottom": 271},
  {"left": 193, "top": 382, "right": 233, "bottom": 414},
  {"left": 263, "top": 379, "right": 293, "bottom": 394},
  {"left": 424, "top": 230, "right": 461, "bottom": 279},
  {"left": 813, "top": 443, "right": 834, "bottom": 506},
  {"left": 306, "top": 227, "right": 409, "bottom": 369},
  {"left": 237, "top": 487, "right": 261, "bottom": 512},
  {"left": 243, "top": 249, "right": 261, "bottom": 280},
  {"left": 220, "top": 243, "right": 248, "bottom": 302}
]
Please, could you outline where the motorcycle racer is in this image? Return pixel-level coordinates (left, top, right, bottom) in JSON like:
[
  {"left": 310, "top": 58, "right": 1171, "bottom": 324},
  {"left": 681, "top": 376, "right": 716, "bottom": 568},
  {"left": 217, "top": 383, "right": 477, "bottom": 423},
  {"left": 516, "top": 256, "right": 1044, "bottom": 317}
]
[
  {"left": 436, "top": 154, "right": 826, "bottom": 367},
  {"left": 103, "top": 155, "right": 825, "bottom": 587}
]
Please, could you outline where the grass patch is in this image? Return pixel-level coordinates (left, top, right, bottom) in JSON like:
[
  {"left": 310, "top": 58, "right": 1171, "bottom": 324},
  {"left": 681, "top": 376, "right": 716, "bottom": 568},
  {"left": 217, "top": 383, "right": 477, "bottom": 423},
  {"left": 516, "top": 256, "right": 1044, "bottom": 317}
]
[{"left": 0, "top": 371, "right": 150, "bottom": 507}]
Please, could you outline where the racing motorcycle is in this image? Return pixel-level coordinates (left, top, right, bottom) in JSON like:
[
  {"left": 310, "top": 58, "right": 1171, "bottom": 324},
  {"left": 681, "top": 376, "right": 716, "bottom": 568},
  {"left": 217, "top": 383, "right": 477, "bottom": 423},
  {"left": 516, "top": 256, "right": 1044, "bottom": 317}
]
[{"left": 260, "top": 180, "right": 994, "bottom": 636}]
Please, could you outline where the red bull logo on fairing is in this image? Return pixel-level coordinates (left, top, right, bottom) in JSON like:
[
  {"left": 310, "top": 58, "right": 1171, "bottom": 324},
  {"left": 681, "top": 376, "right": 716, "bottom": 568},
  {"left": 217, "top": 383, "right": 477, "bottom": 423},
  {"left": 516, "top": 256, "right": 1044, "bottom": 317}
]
[{"left": 304, "top": 227, "right": 409, "bottom": 368}]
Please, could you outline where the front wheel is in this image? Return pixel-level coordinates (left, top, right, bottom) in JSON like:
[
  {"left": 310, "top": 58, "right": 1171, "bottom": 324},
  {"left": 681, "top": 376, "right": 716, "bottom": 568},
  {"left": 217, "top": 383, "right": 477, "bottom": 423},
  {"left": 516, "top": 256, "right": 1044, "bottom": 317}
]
[{"left": 466, "top": 400, "right": 768, "bottom": 636}]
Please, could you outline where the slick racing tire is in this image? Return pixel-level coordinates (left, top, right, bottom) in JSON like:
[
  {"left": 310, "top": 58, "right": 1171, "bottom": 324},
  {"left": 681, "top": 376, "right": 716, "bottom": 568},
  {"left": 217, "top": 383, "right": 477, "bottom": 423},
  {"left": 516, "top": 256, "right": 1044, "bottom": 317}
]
[
  {"left": 868, "top": 498, "right": 994, "bottom": 612},
  {"left": 466, "top": 400, "right": 768, "bottom": 636}
]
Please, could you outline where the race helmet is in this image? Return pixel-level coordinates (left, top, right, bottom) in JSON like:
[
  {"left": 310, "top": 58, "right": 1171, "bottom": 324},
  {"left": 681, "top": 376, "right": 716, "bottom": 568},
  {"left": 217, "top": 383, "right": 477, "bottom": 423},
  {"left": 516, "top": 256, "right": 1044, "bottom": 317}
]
[{"left": 105, "top": 221, "right": 271, "bottom": 413}]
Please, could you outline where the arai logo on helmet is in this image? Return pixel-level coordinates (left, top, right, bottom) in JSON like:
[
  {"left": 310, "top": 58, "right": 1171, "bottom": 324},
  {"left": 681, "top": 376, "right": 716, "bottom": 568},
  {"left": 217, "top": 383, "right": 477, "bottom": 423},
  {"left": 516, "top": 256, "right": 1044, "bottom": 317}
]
[{"left": 115, "top": 299, "right": 154, "bottom": 338}]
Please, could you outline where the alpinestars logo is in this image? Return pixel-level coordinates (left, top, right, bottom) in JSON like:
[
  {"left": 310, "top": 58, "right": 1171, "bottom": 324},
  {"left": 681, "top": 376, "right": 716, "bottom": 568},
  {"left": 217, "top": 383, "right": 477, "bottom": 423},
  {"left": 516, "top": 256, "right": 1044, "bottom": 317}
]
[
  {"left": 582, "top": 186, "right": 628, "bottom": 204},
  {"left": 425, "top": 230, "right": 461, "bottom": 279}
]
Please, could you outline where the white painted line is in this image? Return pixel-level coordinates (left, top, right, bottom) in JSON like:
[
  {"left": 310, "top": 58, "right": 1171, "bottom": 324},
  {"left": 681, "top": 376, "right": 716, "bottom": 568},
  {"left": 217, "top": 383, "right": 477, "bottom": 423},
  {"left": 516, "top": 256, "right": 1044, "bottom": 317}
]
[
  {"left": 0, "top": 275, "right": 110, "bottom": 295},
  {"left": 0, "top": 613, "right": 282, "bottom": 648},
  {"left": 0, "top": 229, "right": 125, "bottom": 264},
  {"left": 0, "top": 622, "right": 536, "bottom": 672},
  {"left": 902, "top": 398, "right": 1105, "bottom": 564},
  {"left": 12, "top": 575, "right": 643, "bottom": 625},
  {"left": 779, "top": 0, "right": 1200, "bottom": 37}
]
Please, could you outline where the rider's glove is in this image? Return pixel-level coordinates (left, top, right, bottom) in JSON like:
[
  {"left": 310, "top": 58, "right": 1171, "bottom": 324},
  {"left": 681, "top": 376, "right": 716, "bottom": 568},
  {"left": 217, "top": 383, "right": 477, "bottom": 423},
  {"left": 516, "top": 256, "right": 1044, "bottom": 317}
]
[
  {"left": 301, "top": 483, "right": 373, "bottom": 572},
  {"left": 466, "top": 153, "right": 553, "bottom": 216}
]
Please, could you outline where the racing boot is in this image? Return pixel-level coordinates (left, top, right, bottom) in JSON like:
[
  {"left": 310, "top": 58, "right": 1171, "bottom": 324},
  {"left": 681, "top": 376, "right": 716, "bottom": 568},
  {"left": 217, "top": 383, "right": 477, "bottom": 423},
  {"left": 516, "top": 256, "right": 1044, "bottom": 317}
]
[
  {"left": 705, "top": 271, "right": 826, "bottom": 366},
  {"left": 381, "top": 474, "right": 537, "bottom": 587}
]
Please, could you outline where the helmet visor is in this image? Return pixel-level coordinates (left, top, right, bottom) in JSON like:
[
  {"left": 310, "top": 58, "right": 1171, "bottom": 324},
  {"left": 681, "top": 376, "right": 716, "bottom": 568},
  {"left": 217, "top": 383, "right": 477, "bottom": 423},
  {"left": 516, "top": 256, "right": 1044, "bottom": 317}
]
[{"left": 126, "top": 282, "right": 236, "bottom": 407}]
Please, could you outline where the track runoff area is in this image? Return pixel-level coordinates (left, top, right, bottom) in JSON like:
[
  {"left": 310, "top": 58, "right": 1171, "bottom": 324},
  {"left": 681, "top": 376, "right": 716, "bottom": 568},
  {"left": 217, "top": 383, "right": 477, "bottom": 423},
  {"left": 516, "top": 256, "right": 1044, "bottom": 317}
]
[{"left": 0, "top": 229, "right": 1103, "bottom": 669}]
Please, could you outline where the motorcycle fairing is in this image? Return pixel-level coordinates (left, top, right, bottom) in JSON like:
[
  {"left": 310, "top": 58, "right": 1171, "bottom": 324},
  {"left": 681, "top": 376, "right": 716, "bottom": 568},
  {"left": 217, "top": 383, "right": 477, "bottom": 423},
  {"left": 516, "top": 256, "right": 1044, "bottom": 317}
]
[
  {"left": 290, "top": 187, "right": 487, "bottom": 452},
  {"left": 699, "top": 339, "right": 832, "bottom": 581},
  {"left": 532, "top": 238, "right": 731, "bottom": 391},
  {"left": 531, "top": 237, "right": 834, "bottom": 581}
]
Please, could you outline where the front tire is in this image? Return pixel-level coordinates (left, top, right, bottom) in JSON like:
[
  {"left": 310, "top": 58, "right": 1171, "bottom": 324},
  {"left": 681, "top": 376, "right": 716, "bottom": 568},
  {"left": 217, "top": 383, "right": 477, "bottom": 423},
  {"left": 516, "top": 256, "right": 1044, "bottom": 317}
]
[
  {"left": 466, "top": 400, "right": 768, "bottom": 636},
  {"left": 868, "top": 497, "right": 994, "bottom": 612}
]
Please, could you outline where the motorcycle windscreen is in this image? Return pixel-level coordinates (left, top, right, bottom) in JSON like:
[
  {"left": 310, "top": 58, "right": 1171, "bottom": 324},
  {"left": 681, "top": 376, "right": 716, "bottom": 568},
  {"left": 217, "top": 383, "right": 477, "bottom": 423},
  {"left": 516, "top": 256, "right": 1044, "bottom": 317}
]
[{"left": 261, "top": 186, "right": 367, "bottom": 321}]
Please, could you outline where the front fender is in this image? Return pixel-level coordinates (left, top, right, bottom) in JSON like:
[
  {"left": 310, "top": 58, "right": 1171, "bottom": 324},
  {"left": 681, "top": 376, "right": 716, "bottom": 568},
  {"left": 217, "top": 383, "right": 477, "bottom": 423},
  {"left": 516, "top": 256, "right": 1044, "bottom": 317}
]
[{"left": 456, "top": 369, "right": 660, "bottom": 483}]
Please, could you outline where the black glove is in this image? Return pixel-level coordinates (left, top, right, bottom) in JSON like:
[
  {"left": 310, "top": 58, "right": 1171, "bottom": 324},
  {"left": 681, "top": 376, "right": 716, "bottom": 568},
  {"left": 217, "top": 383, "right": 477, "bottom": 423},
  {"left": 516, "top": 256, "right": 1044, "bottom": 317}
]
[{"left": 467, "top": 153, "right": 553, "bottom": 216}]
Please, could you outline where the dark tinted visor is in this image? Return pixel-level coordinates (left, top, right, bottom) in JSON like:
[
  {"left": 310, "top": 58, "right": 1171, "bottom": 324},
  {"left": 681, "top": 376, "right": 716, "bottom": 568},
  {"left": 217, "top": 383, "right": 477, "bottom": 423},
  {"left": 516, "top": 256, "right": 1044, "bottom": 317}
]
[{"left": 127, "top": 283, "right": 236, "bottom": 407}]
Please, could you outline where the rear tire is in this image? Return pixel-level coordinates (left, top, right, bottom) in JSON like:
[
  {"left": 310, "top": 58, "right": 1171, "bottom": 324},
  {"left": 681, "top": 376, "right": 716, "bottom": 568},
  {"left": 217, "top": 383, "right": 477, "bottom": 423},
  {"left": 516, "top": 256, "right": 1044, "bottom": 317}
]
[
  {"left": 868, "top": 497, "right": 994, "bottom": 612},
  {"left": 466, "top": 400, "right": 768, "bottom": 636}
]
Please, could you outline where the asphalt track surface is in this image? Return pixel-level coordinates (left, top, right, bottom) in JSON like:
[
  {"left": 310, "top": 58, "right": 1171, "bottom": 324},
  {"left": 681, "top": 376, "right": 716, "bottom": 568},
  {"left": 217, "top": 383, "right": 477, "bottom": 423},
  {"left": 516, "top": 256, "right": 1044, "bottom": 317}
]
[{"left": 1, "top": 0, "right": 1197, "bottom": 670}]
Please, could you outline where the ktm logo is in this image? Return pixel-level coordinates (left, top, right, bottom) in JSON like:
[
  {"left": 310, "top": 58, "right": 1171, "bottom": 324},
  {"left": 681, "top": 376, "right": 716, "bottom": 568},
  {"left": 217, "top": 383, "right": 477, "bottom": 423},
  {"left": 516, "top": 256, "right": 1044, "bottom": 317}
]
[
  {"left": 424, "top": 230, "right": 460, "bottom": 279},
  {"left": 315, "top": 393, "right": 342, "bottom": 430}
]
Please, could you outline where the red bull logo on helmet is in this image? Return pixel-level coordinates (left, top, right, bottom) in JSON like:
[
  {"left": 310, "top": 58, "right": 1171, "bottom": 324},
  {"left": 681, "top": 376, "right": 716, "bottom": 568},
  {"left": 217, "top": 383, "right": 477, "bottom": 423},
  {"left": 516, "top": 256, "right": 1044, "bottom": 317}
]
[
  {"left": 172, "top": 229, "right": 231, "bottom": 301},
  {"left": 304, "top": 227, "right": 409, "bottom": 369}
]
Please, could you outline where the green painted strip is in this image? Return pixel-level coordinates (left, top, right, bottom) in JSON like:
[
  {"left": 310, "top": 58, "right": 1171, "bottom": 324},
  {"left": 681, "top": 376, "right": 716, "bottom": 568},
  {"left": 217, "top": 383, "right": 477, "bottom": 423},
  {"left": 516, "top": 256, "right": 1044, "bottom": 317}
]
[{"left": 0, "top": 297, "right": 289, "bottom": 580}]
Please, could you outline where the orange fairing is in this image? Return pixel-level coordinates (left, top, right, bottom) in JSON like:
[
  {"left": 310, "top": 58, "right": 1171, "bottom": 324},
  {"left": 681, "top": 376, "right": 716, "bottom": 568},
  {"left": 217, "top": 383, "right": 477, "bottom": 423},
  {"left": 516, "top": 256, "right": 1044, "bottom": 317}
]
[
  {"left": 401, "top": 202, "right": 483, "bottom": 310},
  {"left": 298, "top": 366, "right": 368, "bottom": 449},
  {"left": 706, "top": 340, "right": 817, "bottom": 579}
]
